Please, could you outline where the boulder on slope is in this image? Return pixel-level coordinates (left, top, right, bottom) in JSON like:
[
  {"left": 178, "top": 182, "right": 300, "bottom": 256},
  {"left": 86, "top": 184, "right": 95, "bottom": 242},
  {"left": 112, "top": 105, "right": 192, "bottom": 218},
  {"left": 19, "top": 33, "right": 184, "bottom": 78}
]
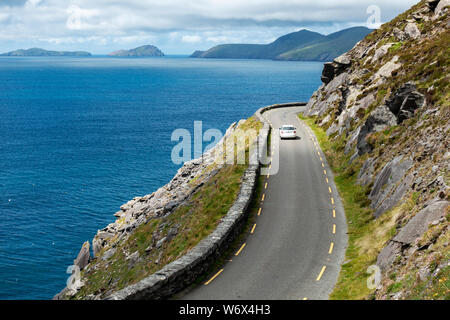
[
  {"left": 356, "top": 105, "right": 397, "bottom": 155},
  {"left": 377, "top": 200, "right": 449, "bottom": 269},
  {"left": 386, "top": 83, "right": 425, "bottom": 123}
]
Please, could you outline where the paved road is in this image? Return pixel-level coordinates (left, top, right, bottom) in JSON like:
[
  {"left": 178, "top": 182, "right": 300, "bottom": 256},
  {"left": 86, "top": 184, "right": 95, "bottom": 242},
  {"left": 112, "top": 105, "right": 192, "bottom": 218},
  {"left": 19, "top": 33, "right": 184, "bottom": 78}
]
[{"left": 183, "top": 106, "right": 347, "bottom": 300}]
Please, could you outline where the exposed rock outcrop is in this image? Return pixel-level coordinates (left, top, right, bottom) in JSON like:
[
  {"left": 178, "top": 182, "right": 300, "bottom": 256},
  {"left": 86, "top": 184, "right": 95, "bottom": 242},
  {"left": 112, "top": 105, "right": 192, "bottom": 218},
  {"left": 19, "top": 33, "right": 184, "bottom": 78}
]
[
  {"left": 303, "top": 0, "right": 449, "bottom": 299},
  {"left": 74, "top": 241, "right": 90, "bottom": 270},
  {"left": 356, "top": 105, "right": 397, "bottom": 155},
  {"left": 321, "top": 53, "right": 352, "bottom": 84},
  {"left": 377, "top": 200, "right": 449, "bottom": 269},
  {"left": 368, "top": 156, "right": 414, "bottom": 217},
  {"left": 386, "top": 83, "right": 425, "bottom": 123}
]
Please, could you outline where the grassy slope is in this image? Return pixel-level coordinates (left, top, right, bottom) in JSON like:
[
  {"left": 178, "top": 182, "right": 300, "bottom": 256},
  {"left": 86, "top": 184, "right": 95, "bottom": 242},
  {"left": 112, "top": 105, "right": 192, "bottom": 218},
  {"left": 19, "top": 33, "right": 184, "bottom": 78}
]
[
  {"left": 299, "top": 112, "right": 449, "bottom": 300},
  {"left": 300, "top": 114, "right": 413, "bottom": 299},
  {"left": 277, "top": 27, "right": 372, "bottom": 61},
  {"left": 74, "top": 117, "right": 262, "bottom": 299},
  {"left": 194, "top": 28, "right": 369, "bottom": 61},
  {"left": 297, "top": 2, "right": 450, "bottom": 297}
]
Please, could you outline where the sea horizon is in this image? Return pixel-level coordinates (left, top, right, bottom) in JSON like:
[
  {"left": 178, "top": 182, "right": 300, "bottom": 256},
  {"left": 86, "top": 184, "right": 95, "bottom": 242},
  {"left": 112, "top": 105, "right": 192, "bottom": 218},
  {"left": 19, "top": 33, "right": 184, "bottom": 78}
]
[{"left": 0, "top": 56, "right": 323, "bottom": 299}]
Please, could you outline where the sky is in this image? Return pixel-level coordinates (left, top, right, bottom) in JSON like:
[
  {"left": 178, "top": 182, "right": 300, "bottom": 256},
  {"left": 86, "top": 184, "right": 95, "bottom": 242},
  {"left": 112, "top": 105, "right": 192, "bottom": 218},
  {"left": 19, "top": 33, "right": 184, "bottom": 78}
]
[{"left": 0, "top": 0, "right": 419, "bottom": 54}]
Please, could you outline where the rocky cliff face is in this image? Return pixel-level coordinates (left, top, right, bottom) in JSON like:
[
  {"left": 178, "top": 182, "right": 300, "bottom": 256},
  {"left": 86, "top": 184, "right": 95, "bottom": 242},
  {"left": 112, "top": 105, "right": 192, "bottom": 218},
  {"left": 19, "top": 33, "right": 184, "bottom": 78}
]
[
  {"left": 55, "top": 117, "right": 262, "bottom": 300},
  {"left": 305, "top": 0, "right": 449, "bottom": 299}
]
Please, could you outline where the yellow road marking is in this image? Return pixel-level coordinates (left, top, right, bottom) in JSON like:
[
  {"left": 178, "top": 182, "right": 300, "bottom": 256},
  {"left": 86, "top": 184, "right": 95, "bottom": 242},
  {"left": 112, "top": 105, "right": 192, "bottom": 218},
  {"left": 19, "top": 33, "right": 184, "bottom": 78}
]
[
  {"left": 332, "top": 224, "right": 336, "bottom": 234},
  {"left": 205, "top": 269, "right": 224, "bottom": 285},
  {"left": 267, "top": 174, "right": 270, "bottom": 179},
  {"left": 317, "top": 152, "right": 320, "bottom": 156},
  {"left": 316, "top": 266, "right": 327, "bottom": 281},
  {"left": 328, "top": 242, "right": 334, "bottom": 254},
  {"left": 331, "top": 197, "right": 334, "bottom": 205},
  {"left": 235, "top": 243, "right": 246, "bottom": 256},
  {"left": 251, "top": 224, "right": 256, "bottom": 234},
  {"left": 320, "top": 157, "right": 323, "bottom": 161},
  {"left": 329, "top": 187, "right": 332, "bottom": 193},
  {"left": 265, "top": 182, "right": 268, "bottom": 189},
  {"left": 258, "top": 207, "right": 262, "bottom": 216},
  {"left": 303, "top": 297, "right": 308, "bottom": 300},
  {"left": 324, "top": 170, "right": 327, "bottom": 175},
  {"left": 262, "top": 194, "right": 265, "bottom": 201},
  {"left": 326, "top": 177, "right": 329, "bottom": 183},
  {"left": 322, "top": 163, "right": 325, "bottom": 168},
  {"left": 333, "top": 209, "right": 336, "bottom": 218}
]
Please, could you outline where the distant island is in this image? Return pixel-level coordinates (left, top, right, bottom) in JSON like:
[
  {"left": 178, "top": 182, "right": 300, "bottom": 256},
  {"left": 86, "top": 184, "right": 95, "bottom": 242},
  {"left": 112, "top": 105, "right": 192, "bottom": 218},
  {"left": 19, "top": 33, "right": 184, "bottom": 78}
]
[
  {"left": 191, "top": 27, "right": 372, "bottom": 62},
  {"left": 108, "top": 45, "right": 164, "bottom": 57},
  {"left": 0, "top": 48, "right": 91, "bottom": 57}
]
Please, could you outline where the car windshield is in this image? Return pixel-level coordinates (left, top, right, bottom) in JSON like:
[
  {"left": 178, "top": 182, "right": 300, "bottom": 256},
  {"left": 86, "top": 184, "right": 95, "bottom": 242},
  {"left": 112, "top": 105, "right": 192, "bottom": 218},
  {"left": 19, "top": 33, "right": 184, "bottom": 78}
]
[{"left": 282, "top": 126, "right": 295, "bottom": 130}]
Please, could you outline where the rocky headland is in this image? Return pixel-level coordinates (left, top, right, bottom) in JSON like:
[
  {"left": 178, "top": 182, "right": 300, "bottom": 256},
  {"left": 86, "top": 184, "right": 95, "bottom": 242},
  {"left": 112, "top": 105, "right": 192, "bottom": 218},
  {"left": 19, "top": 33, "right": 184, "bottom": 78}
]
[
  {"left": 0, "top": 48, "right": 91, "bottom": 56},
  {"left": 108, "top": 45, "right": 164, "bottom": 57}
]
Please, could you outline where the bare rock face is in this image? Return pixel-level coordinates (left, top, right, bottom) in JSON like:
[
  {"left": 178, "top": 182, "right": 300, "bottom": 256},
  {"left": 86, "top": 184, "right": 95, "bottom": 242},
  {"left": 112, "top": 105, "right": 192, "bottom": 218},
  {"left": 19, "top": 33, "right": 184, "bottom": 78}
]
[
  {"left": 386, "top": 83, "right": 426, "bottom": 123},
  {"left": 394, "top": 200, "right": 448, "bottom": 244},
  {"left": 404, "top": 22, "right": 421, "bottom": 39},
  {"left": 426, "top": 0, "right": 441, "bottom": 11},
  {"left": 433, "top": 0, "right": 450, "bottom": 18},
  {"left": 372, "top": 56, "right": 401, "bottom": 83},
  {"left": 377, "top": 241, "right": 402, "bottom": 270},
  {"left": 371, "top": 44, "right": 393, "bottom": 63},
  {"left": 377, "top": 200, "right": 449, "bottom": 269},
  {"left": 74, "top": 241, "right": 90, "bottom": 270},
  {"left": 356, "top": 105, "right": 397, "bottom": 155},
  {"left": 303, "top": 0, "right": 449, "bottom": 299},
  {"left": 321, "top": 54, "right": 352, "bottom": 84},
  {"left": 369, "top": 156, "right": 414, "bottom": 217},
  {"left": 358, "top": 157, "right": 375, "bottom": 186},
  {"left": 393, "top": 28, "right": 407, "bottom": 41}
]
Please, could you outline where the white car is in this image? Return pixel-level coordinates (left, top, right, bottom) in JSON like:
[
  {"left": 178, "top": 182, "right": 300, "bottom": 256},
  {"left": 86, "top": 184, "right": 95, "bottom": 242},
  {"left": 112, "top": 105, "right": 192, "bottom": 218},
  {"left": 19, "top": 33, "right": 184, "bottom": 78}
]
[{"left": 279, "top": 125, "right": 297, "bottom": 139}]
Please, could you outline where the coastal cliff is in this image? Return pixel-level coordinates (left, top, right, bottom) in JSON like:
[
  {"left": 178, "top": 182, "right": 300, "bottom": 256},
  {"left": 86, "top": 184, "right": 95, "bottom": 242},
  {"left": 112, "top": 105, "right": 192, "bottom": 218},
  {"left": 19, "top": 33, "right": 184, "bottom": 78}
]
[
  {"left": 55, "top": 117, "right": 263, "bottom": 299},
  {"left": 302, "top": 0, "right": 449, "bottom": 299}
]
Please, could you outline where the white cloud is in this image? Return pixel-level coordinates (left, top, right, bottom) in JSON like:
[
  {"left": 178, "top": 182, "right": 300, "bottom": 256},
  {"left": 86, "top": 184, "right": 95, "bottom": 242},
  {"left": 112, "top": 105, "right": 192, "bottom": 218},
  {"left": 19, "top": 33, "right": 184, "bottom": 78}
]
[
  {"left": 182, "top": 35, "right": 202, "bottom": 43},
  {"left": 0, "top": 0, "right": 419, "bottom": 54}
]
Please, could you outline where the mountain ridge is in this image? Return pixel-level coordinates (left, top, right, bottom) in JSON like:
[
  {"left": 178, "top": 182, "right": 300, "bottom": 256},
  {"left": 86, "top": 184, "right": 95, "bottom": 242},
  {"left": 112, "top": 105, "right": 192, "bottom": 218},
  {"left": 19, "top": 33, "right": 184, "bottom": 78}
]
[
  {"left": 191, "top": 27, "right": 372, "bottom": 62},
  {"left": 302, "top": 0, "right": 449, "bottom": 300}
]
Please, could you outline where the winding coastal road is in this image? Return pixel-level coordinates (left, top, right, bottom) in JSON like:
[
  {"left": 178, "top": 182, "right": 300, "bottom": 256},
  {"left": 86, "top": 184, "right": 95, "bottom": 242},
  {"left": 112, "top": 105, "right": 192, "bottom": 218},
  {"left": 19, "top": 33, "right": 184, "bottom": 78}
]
[{"left": 183, "top": 106, "right": 347, "bottom": 300}]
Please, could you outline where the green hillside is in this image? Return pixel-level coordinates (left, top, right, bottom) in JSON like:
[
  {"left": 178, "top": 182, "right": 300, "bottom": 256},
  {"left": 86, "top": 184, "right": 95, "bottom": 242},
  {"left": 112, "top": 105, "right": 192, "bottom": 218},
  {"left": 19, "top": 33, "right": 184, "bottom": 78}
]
[
  {"left": 191, "top": 29, "right": 324, "bottom": 60},
  {"left": 191, "top": 27, "right": 371, "bottom": 62},
  {"left": 276, "top": 27, "right": 372, "bottom": 61}
]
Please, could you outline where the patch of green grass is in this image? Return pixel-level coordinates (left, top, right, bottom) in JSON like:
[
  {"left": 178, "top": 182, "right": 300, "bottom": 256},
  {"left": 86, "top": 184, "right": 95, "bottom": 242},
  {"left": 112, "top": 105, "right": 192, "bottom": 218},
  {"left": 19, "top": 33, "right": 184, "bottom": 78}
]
[{"left": 389, "top": 42, "right": 403, "bottom": 53}]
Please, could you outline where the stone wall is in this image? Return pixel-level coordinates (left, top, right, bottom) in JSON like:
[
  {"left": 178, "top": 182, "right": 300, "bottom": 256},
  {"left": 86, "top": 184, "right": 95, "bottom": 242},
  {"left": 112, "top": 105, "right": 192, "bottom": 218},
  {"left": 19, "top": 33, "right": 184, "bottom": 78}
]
[{"left": 106, "top": 102, "right": 306, "bottom": 300}]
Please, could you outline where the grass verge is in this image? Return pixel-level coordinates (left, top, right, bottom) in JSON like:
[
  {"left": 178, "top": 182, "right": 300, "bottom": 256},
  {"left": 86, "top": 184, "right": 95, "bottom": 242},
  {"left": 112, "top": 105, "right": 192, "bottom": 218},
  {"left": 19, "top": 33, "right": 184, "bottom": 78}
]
[{"left": 298, "top": 113, "right": 404, "bottom": 300}]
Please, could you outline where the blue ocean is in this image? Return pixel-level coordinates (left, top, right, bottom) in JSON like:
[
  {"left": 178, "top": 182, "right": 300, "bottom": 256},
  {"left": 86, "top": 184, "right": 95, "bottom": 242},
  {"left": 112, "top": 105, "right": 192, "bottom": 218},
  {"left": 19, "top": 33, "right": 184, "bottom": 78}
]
[{"left": 0, "top": 56, "right": 322, "bottom": 299}]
